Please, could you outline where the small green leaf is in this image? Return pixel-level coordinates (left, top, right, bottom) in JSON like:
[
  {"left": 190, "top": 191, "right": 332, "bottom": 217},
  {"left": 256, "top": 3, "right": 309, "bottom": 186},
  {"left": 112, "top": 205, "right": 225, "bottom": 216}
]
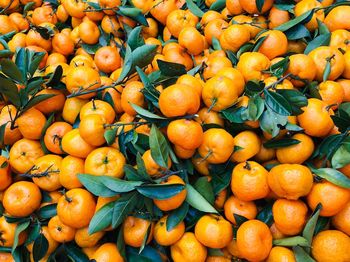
[
  {"left": 149, "top": 125, "right": 170, "bottom": 168},
  {"left": 234, "top": 214, "right": 248, "bottom": 226},
  {"left": 157, "top": 60, "right": 187, "bottom": 76},
  {"left": 64, "top": 243, "right": 90, "bottom": 262},
  {"left": 0, "top": 59, "right": 24, "bottom": 83},
  {"left": 166, "top": 202, "right": 189, "bottom": 231},
  {"left": 139, "top": 223, "right": 152, "bottom": 254},
  {"left": 37, "top": 203, "right": 57, "bottom": 219},
  {"left": 275, "top": 10, "right": 314, "bottom": 32},
  {"left": 88, "top": 201, "right": 115, "bottom": 234},
  {"left": 273, "top": 236, "right": 310, "bottom": 247},
  {"left": 77, "top": 174, "right": 119, "bottom": 197},
  {"left": 313, "top": 168, "right": 350, "bottom": 189},
  {"left": 127, "top": 26, "right": 145, "bottom": 50},
  {"left": 104, "top": 128, "right": 117, "bottom": 145},
  {"left": 256, "top": 202, "right": 273, "bottom": 226},
  {"left": 293, "top": 246, "right": 316, "bottom": 262},
  {"left": 194, "top": 177, "right": 215, "bottom": 205},
  {"left": 209, "top": 0, "right": 225, "bottom": 10},
  {"left": 303, "top": 204, "right": 322, "bottom": 253},
  {"left": 24, "top": 222, "right": 41, "bottom": 245},
  {"left": 0, "top": 76, "right": 20, "bottom": 107},
  {"left": 186, "top": 0, "right": 204, "bottom": 17},
  {"left": 185, "top": 184, "right": 218, "bottom": 214},
  {"left": 263, "top": 138, "right": 301, "bottom": 149},
  {"left": 212, "top": 37, "right": 222, "bottom": 50},
  {"left": 118, "top": 7, "right": 148, "bottom": 26},
  {"left": 12, "top": 221, "right": 30, "bottom": 253},
  {"left": 100, "top": 176, "right": 142, "bottom": 193},
  {"left": 33, "top": 233, "right": 49, "bottom": 261},
  {"left": 323, "top": 60, "right": 331, "bottom": 82},
  {"left": 252, "top": 36, "right": 267, "bottom": 52},
  {"left": 264, "top": 90, "right": 292, "bottom": 116},
  {"left": 256, "top": 0, "right": 264, "bottom": 12},
  {"left": 285, "top": 24, "right": 311, "bottom": 40},
  {"left": 130, "top": 103, "right": 166, "bottom": 120},
  {"left": 248, "top": 95, "right": 265, "bottom": 121},
  {"left": 331, "top": 143, "right": 350, "bottom": 168},
  {"left": 112, "top": 192, "right": 138, "bottom": 228},
  {"left": 136, "top": 184, "right": 185, "bottom": 200}
]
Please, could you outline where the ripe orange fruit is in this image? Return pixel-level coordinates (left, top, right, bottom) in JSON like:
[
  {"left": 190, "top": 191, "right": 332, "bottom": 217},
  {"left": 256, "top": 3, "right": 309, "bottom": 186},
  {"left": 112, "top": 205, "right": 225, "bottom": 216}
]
[
  {"left": 120, "top": 81, "right": 145, "bottom": 116},
  {"left": 330, "top": 29, "right": 350, "bottom": 51},
  {"left": 150, "top": 0, "right": 177, "bottom": 25},
  {"left": 257, "top": 30, "right": 288, "bottom": 59},
  {"left": 154, "top": 216, "right": 185, "bottom": 246},
  {"left": 266, "top": 246, "right": 296, "bottom": 262},
  {"left": 0, "top": 105, "right": 22, "bottom": 146},
  {"left": 237, "top": 52, "right": 271, "bottom": 81},
  {"left": 204, "top": 18, "right": 228, "bottom": 45},
  {"left": 202, "top": 55, "right": 233, "bottom": 80},
  {"left": 62, "top": 97, "right": 88, "bottom": 124},
  {"left": 236, "top": 219, "right": 272, "bottom": 261},
  {"left": 52, "top": 32, "right": 74, "bottom": 56},
  {"left": 167, "top": 119, "right": 203, "bottom": 150},
  {"left": 154, "top": 175, "right": 187, "bottom": 211},
  {"left": 17, "top": 107, "right": 46, "bottom": 140},
  {"left": 48, "top": 215, "right": 76, "bottom": 243},
  {"left": 231, "top": 161, "right": 270, "bottom": 201},
  {"left": 220, "top": 24, "right": 250, "bottom": 52},
  {"left": 80, "top": 100, "right": 116, "bottom": 124},
  {"left": 91, "top": 243, "right": 124, "bottom": 262},
  {"left": 163, "top": 42, "right": 194, "bottom": 71},
  {"left": 324, "top": 6, "right": 350, "bottom": 32},
  {"left": 62, "top": 0, "right": 86, "bottom": 18},
  {"left": 0, "top": 156, "right": 11, "bottom": 191},
  {"left": 238, "top": 0, "right": 273, "bottom": 14},
  {"left": 74, "top": 226, "right": 105, "bottom": 248},
  {"left": 166, "top": 9, "right": 198, "bottom": 38},
  {"left": 319, "top": 80, "right": 345, "bottom": 109},
  {"left": 94, "top": 46, "right": 121, "bottom": 73},
  {"left": 61, "top": 129, "right": 96, "bottom": 158},
  {"left": 294, "top": 0, "right": 324, "bottom": 31},
  {"left": 195, "top": 107, "right": 224, "bottom": 127},
  {"left": 232, "top": 15, "right": 268, "bottom": 38},
  {"left": 44, "top": 122, "right": 73, "bottom": 154},
  {"left": 79, "top": 114, "right": 106, "bottom": 147},
  {"left": 35, "top": 89, "right": 66, "bottom": 115},
  {"left": 57, "top": 188, "right": 96, "bottom": 228},
  {"left": 3, "top": 181, "right": 41, "bottom": 217},
  {"left": 268, "top": 164, "right": 314, "bottom": 200},
  {"left": 27, "top": 226, "right": 58, "bottom": 256},
  {"left": 224, "top": 195, "right": 257, "bottom": 224},
  {"left": 178, "top": 27, "right": 205, "bottom": 56},
  {"left": 268, "top": 7, "right": 290, "bottom": 29},
  {"left": 0, "top": 15, "right": 18, "bottom": 35},
  {"left": 170, "top": 232, "right": 207, "bottom": 262},
  {"left": 332, "top": 201, "right": 350, "bottom": 236},
  {"left": 231, "top": 131, "right": 261, "bottom": 162},
  {"left": 142, "top": 149, "right": 172, "bottom": 177},
  {"left": 311, "top": 230, "right": 350, "bottom": 262},
  {"left": 0, "top": 216, "right": 26, "bottom": 247},
  {"left": 123, "top": 216, "right": 154, "bottom": 247}
]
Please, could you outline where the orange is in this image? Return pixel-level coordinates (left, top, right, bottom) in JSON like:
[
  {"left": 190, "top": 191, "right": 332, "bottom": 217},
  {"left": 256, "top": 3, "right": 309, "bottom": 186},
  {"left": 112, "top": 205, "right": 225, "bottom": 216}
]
[
  {"left": 9, "top": 12, "right": 29, "bottom": 31},
  {"left": 268, "top": 164, "right": 314, "bottom": 200},
  {"left": 62, "top": 0, "right": 86, "bottom": 18},
  {"left": 132, "top": 0, "right": 153, "bottom": 13},
  {"left": 204, "top": 18, "right": 228, "bottom": 45},
  {"left": 31, "top": 154, "right": 62, "bottom": 192},
  {"left": 166, "top": 9, "right": 199, "bottom": 38},
  {"left": 232, "top": 15, "right": 268, "bottom": 38},
  {"left": 257, "top": 30, "right": 288, "bottom": 60},
  {"left": 170, "top": 232, "right": 207, "bottom": 262},
  {"left": 0, "top": 15, "right": 18, "bottom": 35},
  {"left": 75, "top": 227, "right": 105, "bottom": 248},
  {"left": 32, "top": 4, "right": 57, "bottom": 25},
  {"left": 266, "top": 247, "right": 296, "bottom": 262},
  {"left": 270, "top": 223, "right": 287, "bottom": 240},
  {"left": 231, "top": 161, "right": 270, "bottom": 201},
  {"left": 167, "top": 119, "right": 203, "bottom": 150},
  {"left": 297, "top": 98, "right": 334, "bottom": 137},
  {"left": 120, "top": 81, "right": 145, "bottom": 116},
  {"left": 142, "top": 17, "right": 159, "bottom": 38},
  {"left": 308, "top": 46, "right": 345, "bottom": 82},
  {"left": 80, "top": 100, "right": 116, "bottom": 124},
  {"left": 272, "top": 199, "right": 308, "bottom": 236},
  {"left": 311, "top": 230, "right": 350, "bottom": 262},
  {"left": 324, "top": 6, "right": 350, "bottom": 32},
  {"left": 62, "top": 97, "right": 88, "bottom": 124},
  {"left": 342, "top": 50, "right": 350, "bottom": 79},
  {"left": 3, "top": 181, "right": 41, "bottom": 217},
  {"left": 91, "top": 243, "right": 124, "bottom": 262},
  {"left": 215, "top": 67, "right": 245, "bottom": 96},
  {"left": 48, "top": 215, "right": 76, "bottom": 243},
  {"left": 332, "top": 201, "right": 350, "bottom": 235},
  {"left": 203, "top": 56, "right": 232, "bottom": 80},
  {"left": 0, "top": 0, "right": 19, "bottom": 10},
  {"left": 25, "top": 28, "right": 52, "bottom": 51},
  {"left": 150, "top": 0, "right": 177, "bottom": 25},
  {"left": 57, "top": 188, "right": 96, "bottom": 228},
  {"left": 123, "top": 216, "right": 154, "bottom": 247},
  {"left": 61, "top": 129, "right": 96, "bottom": 158},
  {"left": 307, "top": 181, "right": 350, "bottom": 217},
  {"left": 159, "top": 84, "right": 200, "bottom": 117},
  {"left": 154, "top": 216, "right": 185, "bottom": 246},
  {"left": 84, "top": 147, "right": 126, "bottom": 178},
  {"left": 294, "top": 0, "right": 324, "bottom": 31},
  {"left": 142, "top": 149, "right": 172, "bottom": 177},
  {"left": 66, "top": 66, "right": 101, "bottom": 99},
  {"left": 0, "top": 252, "right": 14, "bottom": 262},
  {"left": 200, "top": 10, "right": 223, "bottom": 25},
  {"left": 230, "top": 131, "right": 261, "bottom": 162},
  {"left": 195, "top": 107, "right": 224, "bottom": 127},
  {"left": 27, "top": 226, "right": 58, "bottom": 256},
  {"left": 194, "top": 214, "right": 232, "bottom": 249},
  {"left": 198, "top": 128, "right": 234, "bottom": 164},
  {"left": 59, "top": 155, "right": 84, "bottom": 189},
  {"left": 224, "top": 195, "right": 257, "bottom": 224},
  {"left": 330, "top": 29, "right": 350, "bottom": 51},
  {"left": 0, "top": 156, "right": 11, "bottom": 191},
  {"left": 46, "top": 52, "right": 67, "bottom": 66},
  {"left": 79, "top": 114, "right": 106, "bottom": 146},
  {"left": 44, "top": 122, "right": 73, "bottom": 154},
  {"left": 176, "top": 74, "right": 203, "bottom": 97},
  {"left": 8, "top": 32, "right": 26, "bottom": 52},
  {"left": 226, "top": 0, "right": 242, "bottom": 15},
  {"left": 287, "top": 54, "right": 317, "bottom": 87},
  {"left": 237, "top": 52, "right": 271, "bottom": 81},
  {"left": 35, "top": 89, "right": 66, "bottom": 115},
  {"left": 0, "top": 105, "right": 22, "bottom": 146},
  {"left": 236, "top": 219, "right": 272, "bottom": 262},
  {"left": 219, "top": 24, "right": 250, "bottom": 52},
  {"left": 57, "top": 4, "right": 69, "bottom": 22},
  {"left": 17, "top": 107, "right": 46, "bottom": 140},
  {"left": 319, "top": 80, "right": 345, "bottom": 109},
  {"left": 0, "top": 216, "right": 26, "bottom": 247},
  {"left": 268, "top": 7, "right": 290, "bottom": 29},
  {"left": 254, "top": 139, "right": 276, "bottom": 162},
  {"left": 52, "top": 32, "right": 74, "bottom": 56},
  {"left": 99, "top": 0, "right": 121, "bottom": 15},
  {"left": 101, "top": 16, "right": 122, "bottom": 37},
  {"left": 94, "top": 46, "right": 121, "bottom": 73},
  {"left": 163, "top": 42, "right": 194, "bottom": 71},
  {"left": 178, "top": 27, "right": 205, "bottom": 55},
  {"left": 154, "top": 175, "right": 187, "bottom": 211},
  {"left": 239, "top": 0, "right": 273, "bottom": 14},
  {"left": 9, "top": 138, "right": 44, "bottom": 174}
]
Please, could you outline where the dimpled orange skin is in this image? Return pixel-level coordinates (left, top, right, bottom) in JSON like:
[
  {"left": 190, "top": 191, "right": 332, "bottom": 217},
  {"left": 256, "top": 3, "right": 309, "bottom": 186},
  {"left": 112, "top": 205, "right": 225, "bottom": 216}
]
[
  {"left": 0, "top": 216, "right": 26, "bottom": 247},
  {"left": 231, "top": 161, "right": 270, "bottom": 201},
  {"left": 120, "top": 81, "right": 145, "bottom": 116},
  {"left": 0, "top": 156, "right": 11, "bottom": 191},
  {"left": 91, "top": 243, "right": 124, "bottom": 262},
  {"left": 287, "top": 54, "right": 317, "bottom": 87},
  {"left": 61, "top": 129, "right": 96, "bottom": 158},
  {"left": 332, "top": 201, "right": 350, "bottom": 235},
  {"left": 236, "top": 220, "right": 273, "bottom": 262},
  {"left": 266, "top": 246, "right": 296, "bottom": 262},
  {"left": 44, "top": 122, "right": 73, "bottom": 155},
  {"left": 62, "top": 97, "right": 88, "bottom": 124},
  {"left": 123, "top": 216, "right": 154, "bottom": 247},
  {"left": 324, "top": 6, "right": 350, "bottom": 32},
  {"left": 0, "top": 105, "right": 22, "bottom": 146},
  {"left": 17, "top": 107, "right": 46, "bottom": 140},
  {"left": 311, "top": 230, "right": 350, "bottom": 262},
  {"left": 219, "top": 24, "right": 250, "bottom": 52},
  {"left": 154, "top": 216, "right": 185, "bottom": 246},
  {"left": 74, "top": 226, "right": 105, "bottom": 248},
  {"left": 79, "top": 100, "right": 116, "bottom": 124},
  {"left": 297, "top": 98, "right": 334, "bottom": 137},
  {"left": 237, "top": 52, "right": 271, "bottom": 81},
  {"left": 57, "top": 188, "right": 96, "bottom": 229},
  {"left": 79, "top": 114, "right": 106, "bottom": 147},
  {"left": 48, "top": 215, "right": 76, "bottom": 243},
  {"left": 224, "top": 195, "right": 258, "bottom": 225},
  {"left": 231, "top": 130, "right": 261, "bottom": 162},
  {"left": 257, "top": 30, "right": 288, "bottom": 60},
  {"left": 268, "top": 164, "right": 314, "bottom": 200},
  {"left": 238, "top": 0, "right": 274, "bottom": 14},
  {"left": 171, "top": 232, "right": 207, "bottom": 262},
  {"left": 3, "top": 181, "right": 42, "bottom": 217},
  {"left": 198, "top": 128, "right": 235, "bottom": 164},
  {"left": 59, "top": 155, "right": 84, "bottom": 189}
]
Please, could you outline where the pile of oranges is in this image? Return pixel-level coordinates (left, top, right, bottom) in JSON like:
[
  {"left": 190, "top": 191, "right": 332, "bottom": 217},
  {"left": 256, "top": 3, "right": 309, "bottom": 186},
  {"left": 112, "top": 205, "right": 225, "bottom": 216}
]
[{"left": 1, "top": 0, "right": 350, "bottom": 261}]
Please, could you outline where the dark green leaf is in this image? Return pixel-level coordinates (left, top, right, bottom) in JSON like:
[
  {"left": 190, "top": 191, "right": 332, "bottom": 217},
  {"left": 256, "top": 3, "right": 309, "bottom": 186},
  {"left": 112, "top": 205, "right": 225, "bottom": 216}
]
[
  {"left": 112, "top": 192, "right": 138, "bottom": 228},
  {"left": 149, "top": 124, "right": 170, "bottom": 168},
  {"left": 186, "top": 0, "right": 204, "bottom": 17},
  {"left": 46, "top": 65, "right": 63, "bottom": 87},
  {"left": 248, "top": 95, "right": 265, "bottom": 121},
  {"left": 314, "top": 216, "right": 329, "bottom": 235},
  {"left": 12, "top": 221, "right": 30, "bottom": 253},
  {"left": 135, "top": 153, "right": 153, "bottom": 182},
  {"left": 33, "top": 234, "right": 49, "bottom": 261},
  {"left": 25, "top": 222, "right": 41, "bottom": 245},
  {"left": 273, "top": 236, "right": 310, "bottom": 247},
  {"left": 303, "top": 203, "right": 322, "bottom": 253},
  {"left": 118, "top": 7, "right": 148, "bottom": 26},
  {"left": 331, "top": 142, "right": 350, "bottom": 168},
  {"left": 194, "top": 177, "right": 215, "bottom": 205},
  {"left": 256, "top": 0, "right": 264, "bottom": 12},
  {"left": 323, "top": 60, "right": 331, "bottom": 82},
  {"left": 313, "top": 168, "right": 350, "bottom": 188},
  {"left": 252, "top": 36, "right": 267, "bottom": 52},
  {"left": 127, "top": 26, "right": 145, "bottom": 50},
  {"left": 234, "top": 214, "right": 248, "bottom": 226},
  {"left": 263, "top": 138, "right": 301, "bottom": 149},
  {"left": 157, "top": 60, "right": 187, "bottom": 76},
  {"left": 210, "top": 171, "right": 231, "bottom": 195},
  {"left": 212, "top": 37, "right": 222, "bottom": 50},
  {"left": 104, "top": 128, "right": 117, "bottom": 145},
  {"left": 275, "top": 10, "right": 314, "bottom": 32},
  {"left": 185, "top": 184, "right": 218, "bottom": 213},
  {"left": 130, "top": 103, "right": 166, "bottom": 120},
  {"left": 166, "top": 202, "right": 189, "bottom": 231},
  {"left": 245, "top": 80, "right": 265, "bottom": 97},
  {"left": 139, "top": 223, "right": 152, "bottom": 254},
  {"left": 136, "top": 184, "right": 185, "bottom": 200},
  {"left": 77, "top": 174, "right": 119, "bottom": 197},
  {"left": 0, "top": 76, "right": 20, "bottom": 107},
  {"left": 274, "top": 3, "right": 295, "bottom": 10},
  {"left": 293, "top": 246, "right": 316, "bottom": 262},
  {"left": 256, "top": 202, "right": 273, "bottom": 226},
  {"left": 64, "top": 243, "right": 89, "bottom": 262},
  {"left": 37, "top": 204, "right": 57, "bottom": 219},
  {"left": 100, "top": 176, "right": 142, "bottom": 193},
  {"left": 88, "top": 201, "right": 115, "bottom": 234},
  {"left": 209, "top": 0, "right": 225, "bottom": 10},
  {"left": 264, "top": 90, "right": 292, "bottom": 116},
  {"left": 277, "top": 89, "right": 308, "bottom": 115},
  {"left": 221, "top": 106, "right": 246, "bottom": 123},
  {"left": 0, "top": 59, "right": 24, "bottom": 83},
  {"left": 285, "top": 24, "right": 311, "bottom": 40}
]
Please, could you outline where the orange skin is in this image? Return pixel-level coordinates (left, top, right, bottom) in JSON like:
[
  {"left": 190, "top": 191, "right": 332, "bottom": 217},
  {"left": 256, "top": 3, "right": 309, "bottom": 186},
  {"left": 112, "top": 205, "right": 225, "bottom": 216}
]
[
  {"left": 61, "top": 129, "right": 96, "bottom": 158},
  {"left": 178, "top": 27, "right": 206, "bottom": 56},
  {"left": 3, "top": 181, "right": 41, "bottom": 217},
  {"left": 297, "top": 98, "right": 334, "bottom": 137},
  {"left": 75, "top": 227, "right": 105, "bottom": 248},
  {"left": 154, "top": 216, "right": 185, "bottom": 246},
  {"left": 307, "top": 181, "right": 350, "bottom": 217},
  {"left": 91, "top": 243, "right": 124, "bottom": 262},
  {"left": 80, "top": 100, "right": 116, "bottom": 124},
  {"left": 52, "top": 32, "right": 74, "bottom": 56},
  {"left": 8, "top": 32, "right": 26, "bottom": 53},
  {"left": 27, "top": 226, "right": 58, "bottom": 256},
  {"left": 236, "top": 219, "right": 273, "bottom": 262},
  {"left": 174, "top": 145, "right": 195, "bottom": 159},
  {"left": 266, "top": 247, "right": 296, "bottom": 262},
  {"left": 62, "top": 0, "right": 86, "bottom": 18},
  {"left": 123, "top": 216, "right": 154, "bottom": 247},
  {"left": 46, "top": 53, "right": 67, "bottom": 66},
  {"left": 166, "top": 10, "right": 199, "bottom": 38},
  {"left": 170, "top": 232, "right": 207, "bottom": 262},
  {"left": 232, "top": 15, "right": 268, "bottom": 38},
  {"left": 220, "top": 24, "right": 250, "bottom": 53},
  {"left": 0, "top": 156, "right": 11, "bottom": 191},
  {"left": 101, "top": 16, "right": 122, "bottom": 37},
  {"left": 163, "top": 43, "right": 194, "bottom": 71},
  {"left": 94, "top": 46, "right": 121, "bottom": 73},
  {"left": 120, "top": 81, "right": 145, "bottom": 116},
  {"left": 268, "top": 164, "right": 314, "bottom": 200},
  {"left": 239, "top": 0, "right": 273, "bottom": 14},
  {"left": 0, "top": 0, "right": 19, "bottom": 10},
  {"left": 195, "top": 107, "right": 224, "bottom": 127},
  {"left": 9, "top": 138, "right": 44, "bottom": 174},
  {"left": 195, "top": 214, "right": 233, "bottom": 249},
  {"left": 154, "top": 175, "right": 187, "bottom": 211},
  {"left": 324, "top": 6, "right": 350, "bottom": 32},
  {"left": 270, "top": 223, "right": 287, "bottom": 240},
  {"left": 338, "top": 79, "right": 350, "bottom": 102},
  {"left": 287, "top": 53, "right": 317, "bottom": 87},
  {"left": 150, "top": 0, "right": 178, "bottom": 25},
  {"left": 142, "top": 17, "right": 159, "bottom": 38},
  {"left": 295, "top": 0, "right": 324, "bottom": 31},
  {"left": 255, "top": 139, "right": 276, "bottom": 163},
  {"left": 203, "top": 56, "right": 232, "bottom": 80},
  {"left": 0, "top": 252, "right": 15, "bottom": 262},
  {"left": 204, "top": 19, "right": 229, "bottom": 45},
  {"left": 215, "top": 67, "right": 245, "bottom": 96},
  {"left": 332, "top": 201, "right": 350, "bottom": 235},
  {"left": 44, "top": 122, "right": 73, "bottom": 155},
  {"left": 0, "top": 105, "right": 22, "bottom": 146},
  {"left": 257, "top": 30, "right": 288, "bottom": 60},
  {"left": 167, "top": 119, "right": 204, "bottom": 150},
  {"left": 142, "top": 149, "right": 172, "bottom": 177},
  {"left": 59, "top": 155, "right": 84, "bottom": 189},
  {"left": 198, "top": 128, "right": 235, "bottom": 164},
  {"left": 0, "top": 216, "right": 26, "bottom": 247},
  {"left": 48, "top": 215, "right": 76, "bottom": 243},
  {"left": 231, "top": 131, "right": 261, "bottom": 162},
  {"left": 79, "top": 114, "right": 106, "bottom": 147},
  {"left": 231, "top": 161, "right": 270, "bottom": 201},
  {"left": 17, "top": 107, "right": 46, "bottom": 140},
  {"left": 226, "top": 0, "right": 243, "bottom": 15},
  {"left": 99, "top": 0, "right": 121, "bottom": 15},
  {"left": 35, "top": 89, "right": 66, "bottom": 115},
  {"left": 84, "top": 147, "right": 126, "bottom": 178},
  {"left": 268, "top": 7, "right": 290, "bottom": 29},
  {"left": 9, "top": 12, "right": 29, "bottom": 31},
  {"left": 57, "top": 4, "right": 70, "bottom": 22},
  {"left": 32, "top": 5, "right": 57, "bottom": 25},
  {"left": 176, "top": 74, "right": 203, "bottom": 97},
  {"left": 25, "top": 28, "right": 52, "bottom": 51},
  {"left": 32, "top": 154, "right": 62, "bottom": 192},
  {"left": 237, "top": 52, "right": 271, "bottom": 82},
  {"left": 330, "top": 29, "right": 350, "bottom": 51},
  {"left": 319, "top": 80, "right": 345, "bottom": 109},
  {"left": 342, "top": 50, "right": 350, "bottom": 79},
  {"left": 62, "top": 97, "right": 89, "bottom": 124},
  {"left": 200, "top": 10, "right": 223, "bottom": 25},
  {"left": 0, "top": 15, "right": 18, "bottom": 35},
  {"left": 224, "top": 195, "right": 258, "bottom": 225}
]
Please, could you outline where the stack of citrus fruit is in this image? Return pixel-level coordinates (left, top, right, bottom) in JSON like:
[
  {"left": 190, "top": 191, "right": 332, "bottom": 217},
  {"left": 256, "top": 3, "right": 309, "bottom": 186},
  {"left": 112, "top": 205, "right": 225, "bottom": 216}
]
[{"left": 1, "top": 0, "right": 350, "bottom": 261}]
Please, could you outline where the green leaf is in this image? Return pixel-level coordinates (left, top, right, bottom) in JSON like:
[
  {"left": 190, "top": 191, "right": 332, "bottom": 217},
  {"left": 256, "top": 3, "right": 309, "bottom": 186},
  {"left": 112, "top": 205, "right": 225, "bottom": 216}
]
[
  {"left": 221, "top": 106, "right": 246, "bottom": 123},
  {"left": 277, "top": 89, "right": 308, "bottom": 115},
  {"left": 314, "top": 216, "right": 329, "bottom": 235},
  {"left": 293, "top": 246, "right": 316, "bottom": 262},
  {"left": 263, "top": 138, "right": 301, "bottom": 149},
  {"left": 64, "top": 243, "right": 90, "bottom": 262},
  {"left": 0, "top": 76, "right": 20, "bottom": 107},
  {"left": 135, "top": 153, "right": 153, "bottom": 182},
  {"left": 323, "top": 59, "right": 331, "bottom": 82},
  {"left": 33, "top": 233, "right": 49, "bottom": 261},
  {"left": 118, "top": 7, "right": 148, "bottom": 26},
  {"left": 285, "top": 24, "right": 311, "bottom": 40},
  {"left": 264, "top": 90, "right": 292, "bottom": 116},
  {"left": 46, "top": 65, "right": 63, "bottom": 86},
  {"left": 127, "top": 26, "right": 145, "bottom": 50},
  {"left": 252, "top": 36, "right": 267, "bottom": 52},
  {"left": 275, "top": 10, "right": 314, "bottom": 32},
  {"left": 256, "top": 0, "right": 264, "bottom": 12},
  {"left": 24, "top": 222, "right": 41, "bottom": 245},
  {"left": 37, "top": 203, "right": 57, "bottom": 219},
  {"left": 88, "top": 201, "right": 115, "bottom": 234},
  {"left": 273, "top": 236, "right": 310, "bottom": 247},
  {"left": 186, "top": 0, "right": 204, "bottom": 17},
  {"left": 212, "top": 37, "right": 222, "bottom": 50},
  {"left": 304, "top": 34, "right": 331, "bottom": 55},
  {"left": 0, "top": 59, "right": 24, "bottom": 84},
  {"left": 12, "top": 221, "right": 30, "bottom": 253},
  {"left": 0, "top": 50, "right": 13, "bottom": 58},
  {"left": 303, "top": 204, "right": 322, "bottom": 253},
  {"left": 157, "top": 60, "right": 187, "bottom": 77},
  {"left": 245, "top": 80, "right": 265, "bottom": 97},
  {"left": 149, "top": 125, "right": 170, "bottom": 168},
  {"left": 275, "top": 3, "right": 295, "bottom": 10},
  {"left": 136, "top": 184, "right": 185, "bottom": 200},
  {"left": 112, "top": 192, "right": 138, "bottom": 228},
  {"left": 210, "top": 171, "right": 231, "bottom": 195},
  {"left": 256, "top": 202, "right": 273, "bottom": 226},
  {"left": 100, "top": 176, "right": 142, "bottom": 193},
  {"left": 130, "top": 103, "right": 166, "bottom": 120},
  {"left": 166, "top": 202, "right": 189, "bottom": 231},
  {"left": 331, "top": 142, "right": 350, "bottom": 168},
  {"left": 313, "top": 168, "right": 350, "bottom": 189},
  {"left": 185, "top": 184, "right": 218, "bottom": 213},
  {"left": 28, "top": 51, "right": 46, "bottom": 77},
  {"left": 209, "top": 0, "right": 225, "bottom": 10},
  {"left": 248, "top": 95, "right": 265, "bottom": 121},
  {"left": 77, "top": 174, "right": 119, "bottom": 197},
  {"left": 104, "top": 128, "right": 117, "bottom": 145},
  {"left": 194, "top": 177, "right": 215, "bottom": 205},
  {"left": 22, "top": 94, "right": 56, "bottom": 113}
]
